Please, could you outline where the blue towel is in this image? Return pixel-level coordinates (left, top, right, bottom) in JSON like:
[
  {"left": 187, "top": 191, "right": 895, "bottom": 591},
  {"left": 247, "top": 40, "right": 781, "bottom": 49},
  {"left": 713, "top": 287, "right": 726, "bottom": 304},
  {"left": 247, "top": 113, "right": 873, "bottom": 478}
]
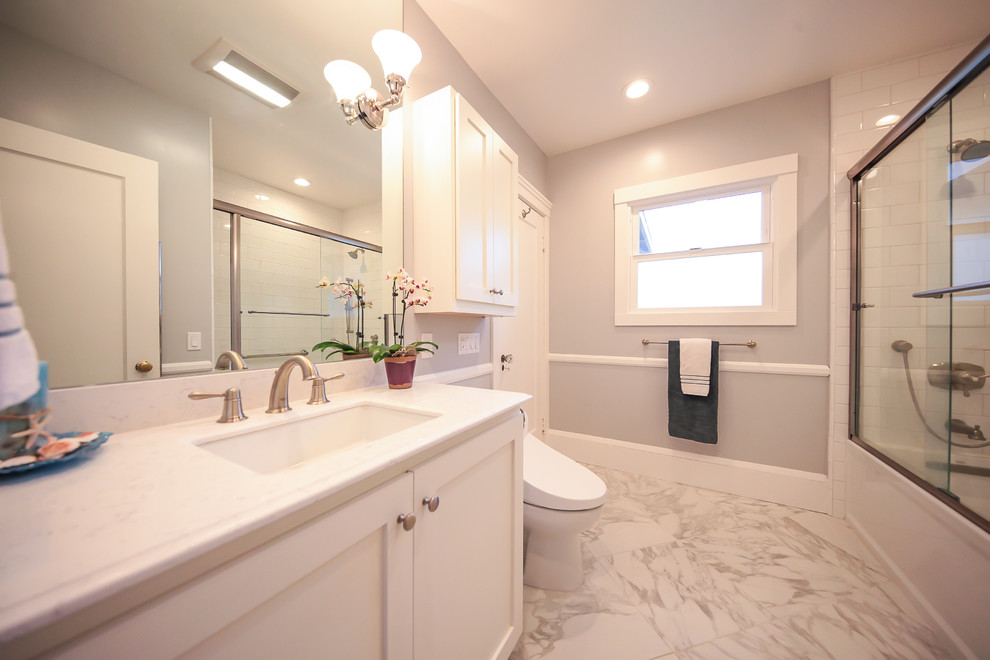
[{"left": 667, "top": 340, "right": 719, "bottom": 444}]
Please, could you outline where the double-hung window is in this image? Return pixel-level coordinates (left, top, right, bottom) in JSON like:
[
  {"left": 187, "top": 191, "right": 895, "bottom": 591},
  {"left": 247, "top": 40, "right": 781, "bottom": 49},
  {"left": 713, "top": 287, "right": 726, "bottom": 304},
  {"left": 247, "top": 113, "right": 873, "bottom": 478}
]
[{"left": 614, "top": 154, "right": 798, "bottom": 326}]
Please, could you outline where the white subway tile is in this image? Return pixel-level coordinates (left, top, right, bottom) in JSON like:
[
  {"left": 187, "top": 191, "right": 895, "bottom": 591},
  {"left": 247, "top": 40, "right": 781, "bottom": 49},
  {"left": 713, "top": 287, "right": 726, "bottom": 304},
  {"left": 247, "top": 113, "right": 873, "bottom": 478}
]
[{"left": 890, "top": 73, "right": 944, "bottom": 105}]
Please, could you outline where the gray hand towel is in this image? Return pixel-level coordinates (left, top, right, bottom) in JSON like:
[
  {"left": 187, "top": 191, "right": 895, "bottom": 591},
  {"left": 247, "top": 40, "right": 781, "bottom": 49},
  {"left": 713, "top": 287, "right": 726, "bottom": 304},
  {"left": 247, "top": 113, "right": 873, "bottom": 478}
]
[{"left": 667, "top": 340, "right": 719, "bottom": 444}]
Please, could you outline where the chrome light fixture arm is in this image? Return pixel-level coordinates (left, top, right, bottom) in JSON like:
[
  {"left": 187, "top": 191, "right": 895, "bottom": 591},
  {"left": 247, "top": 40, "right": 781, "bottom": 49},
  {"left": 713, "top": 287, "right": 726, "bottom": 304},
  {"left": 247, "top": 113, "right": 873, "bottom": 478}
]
[{"left": 338, "top": 75, "right": 409, "bottom": 130}]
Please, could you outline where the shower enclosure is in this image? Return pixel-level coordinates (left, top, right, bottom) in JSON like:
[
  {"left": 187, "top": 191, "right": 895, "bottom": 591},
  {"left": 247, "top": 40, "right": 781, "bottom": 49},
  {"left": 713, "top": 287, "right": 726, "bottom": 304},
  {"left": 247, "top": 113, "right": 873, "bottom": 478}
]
[
  {"left": 212, "top": 202, "right": 383, "bottom": 370},
  {"left": 850, "top": 36, "right": 990, "bottom": 530}
]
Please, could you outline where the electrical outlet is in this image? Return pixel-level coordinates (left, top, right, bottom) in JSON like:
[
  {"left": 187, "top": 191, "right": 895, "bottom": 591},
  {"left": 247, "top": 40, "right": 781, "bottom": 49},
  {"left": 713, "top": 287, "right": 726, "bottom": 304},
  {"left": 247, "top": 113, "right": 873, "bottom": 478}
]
[
  {"left": 421, "top": 333, "right": 433, "bottom": 359},
  {"left": 186, "top": 331, "right": 202, "bottom": 351},
  {"left": 458, "top": 333, "right": 480, "bottom": 355}
]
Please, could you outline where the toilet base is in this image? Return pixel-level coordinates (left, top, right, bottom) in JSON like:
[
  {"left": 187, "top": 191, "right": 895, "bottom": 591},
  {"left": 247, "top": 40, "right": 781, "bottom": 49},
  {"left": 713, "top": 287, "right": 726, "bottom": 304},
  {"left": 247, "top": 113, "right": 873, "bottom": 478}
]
[{"left": 523, "top": 502, "right": 602, "bottom": 591}]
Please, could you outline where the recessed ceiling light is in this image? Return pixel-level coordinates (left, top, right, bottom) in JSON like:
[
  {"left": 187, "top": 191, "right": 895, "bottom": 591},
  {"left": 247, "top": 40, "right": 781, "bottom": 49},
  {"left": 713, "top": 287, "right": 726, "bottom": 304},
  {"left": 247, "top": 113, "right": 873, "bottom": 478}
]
[
  {"left": 875, "top": 114, "right": 900, "bottom": 127},
  {"left": 623, "top": 79, "right": 651, "bottom": 99},
  {"left": 294, "top": 178, "right": 310, "bottom": 187},
  {"left": 254, "top": 193, "right": 270, "bottom": 201},
  {"left": 193, "top": 38, "right": 299, "bottom": 109}
]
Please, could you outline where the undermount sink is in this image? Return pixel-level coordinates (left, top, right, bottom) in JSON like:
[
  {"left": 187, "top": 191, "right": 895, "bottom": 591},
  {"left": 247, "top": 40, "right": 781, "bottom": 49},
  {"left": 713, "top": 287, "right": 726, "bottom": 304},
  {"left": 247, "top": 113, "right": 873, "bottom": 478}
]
[{"left": 196, "top": 403, "right": 438, "bottom": 474}]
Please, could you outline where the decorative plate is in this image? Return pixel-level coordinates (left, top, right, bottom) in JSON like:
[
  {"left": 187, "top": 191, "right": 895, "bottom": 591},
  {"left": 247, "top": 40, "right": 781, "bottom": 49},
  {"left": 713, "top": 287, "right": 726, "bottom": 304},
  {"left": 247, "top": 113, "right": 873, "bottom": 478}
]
[{"left": 0, "top": 432, "right": 111, "bottom": 476}]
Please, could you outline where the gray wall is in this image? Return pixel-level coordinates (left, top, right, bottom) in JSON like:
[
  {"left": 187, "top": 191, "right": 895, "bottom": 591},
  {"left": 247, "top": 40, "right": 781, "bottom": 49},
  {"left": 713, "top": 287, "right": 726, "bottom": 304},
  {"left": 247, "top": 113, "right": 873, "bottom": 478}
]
[
  {"left": 547, "top": 81, "right": 831, "bottom": 473},
  {"left": 0, "top": 23, "right": 214, "bottom": 369},
  {"left": 399, "top": 0, "right": 548, "bottom": 380}
]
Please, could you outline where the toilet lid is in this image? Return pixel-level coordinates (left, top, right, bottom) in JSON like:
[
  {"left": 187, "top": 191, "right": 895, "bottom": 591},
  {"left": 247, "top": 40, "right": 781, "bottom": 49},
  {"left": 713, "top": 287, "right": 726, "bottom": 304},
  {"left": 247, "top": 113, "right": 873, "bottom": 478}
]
[{"left": 523, "top": 434, "right": 607, "bottom": 511}]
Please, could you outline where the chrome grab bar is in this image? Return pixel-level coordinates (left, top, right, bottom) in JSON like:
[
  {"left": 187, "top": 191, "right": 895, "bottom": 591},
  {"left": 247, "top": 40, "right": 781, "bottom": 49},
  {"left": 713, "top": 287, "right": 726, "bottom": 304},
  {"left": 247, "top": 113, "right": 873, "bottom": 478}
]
[
  {"left": 912, "top": 280, "right": 990, "bottom": 299},
  {"left": 243, "top": 349, "right": 310, "bottom": 359},
  {"left": 246, "top": 310, "right": 330, "bottom": 318}
]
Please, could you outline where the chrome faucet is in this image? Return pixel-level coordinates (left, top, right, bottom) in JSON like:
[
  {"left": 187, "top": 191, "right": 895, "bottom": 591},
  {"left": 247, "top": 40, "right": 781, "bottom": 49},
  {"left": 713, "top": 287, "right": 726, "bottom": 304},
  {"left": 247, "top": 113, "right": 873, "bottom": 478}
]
[
  {"left": 215, "top": 350, "right": 247, "bottom": 370},
  {"left": 267, "top": 355, "right": 320, "bottom": 414}
]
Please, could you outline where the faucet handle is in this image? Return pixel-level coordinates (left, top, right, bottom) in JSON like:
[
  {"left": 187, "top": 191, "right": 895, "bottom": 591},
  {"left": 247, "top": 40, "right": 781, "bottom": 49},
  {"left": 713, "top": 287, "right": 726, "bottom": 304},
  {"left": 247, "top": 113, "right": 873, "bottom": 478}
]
[
  {"left": 307, "top": 373, "right": 345, "bottom": 405},
  {"left": 189, "top": 387, "right": 248, "bottom": 423}
]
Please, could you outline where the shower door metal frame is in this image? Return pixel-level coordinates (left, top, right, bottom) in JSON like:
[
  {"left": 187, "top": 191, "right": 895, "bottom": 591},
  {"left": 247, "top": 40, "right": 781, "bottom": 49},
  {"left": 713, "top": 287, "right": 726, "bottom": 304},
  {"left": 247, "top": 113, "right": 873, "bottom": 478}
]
[
  {"left": 847, "top": 34, "right": 990, "bottom": 534},
  {"left": 213, "top": 200, "right": 383, "bottom": 356}
]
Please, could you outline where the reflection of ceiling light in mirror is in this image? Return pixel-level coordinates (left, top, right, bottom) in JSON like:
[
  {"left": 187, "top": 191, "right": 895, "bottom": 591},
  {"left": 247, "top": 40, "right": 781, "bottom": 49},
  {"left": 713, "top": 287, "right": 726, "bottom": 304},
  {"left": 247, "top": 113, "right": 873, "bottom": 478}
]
[
  {"left": 193, "top": 38, "right": 298, "bottom": 109},
  {"left": 254, "top": 194, "right": 270, "bottom": 201},
  {"left": 875, "top": 114, "right": 900, "bottom": 127},
  {"left": 294, "top": 178, "right": 310, "bottom": 187},
  {"left": 623, "top": 79, "right": 651, "bottom": 99}
]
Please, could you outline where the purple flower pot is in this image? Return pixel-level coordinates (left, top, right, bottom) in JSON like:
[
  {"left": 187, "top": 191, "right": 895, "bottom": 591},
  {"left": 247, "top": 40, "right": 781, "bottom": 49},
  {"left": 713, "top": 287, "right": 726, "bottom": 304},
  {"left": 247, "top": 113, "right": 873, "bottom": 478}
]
[{"left": 384, "top": 356, "right": 417, "bottom": 389}]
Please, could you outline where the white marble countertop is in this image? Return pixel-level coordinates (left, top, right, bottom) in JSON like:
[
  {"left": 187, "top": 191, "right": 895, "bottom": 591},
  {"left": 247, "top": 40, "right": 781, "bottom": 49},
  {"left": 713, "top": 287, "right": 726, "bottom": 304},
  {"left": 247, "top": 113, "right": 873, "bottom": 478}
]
[{"left": 0, "top": 383, "right": 528, "bottom": 643}]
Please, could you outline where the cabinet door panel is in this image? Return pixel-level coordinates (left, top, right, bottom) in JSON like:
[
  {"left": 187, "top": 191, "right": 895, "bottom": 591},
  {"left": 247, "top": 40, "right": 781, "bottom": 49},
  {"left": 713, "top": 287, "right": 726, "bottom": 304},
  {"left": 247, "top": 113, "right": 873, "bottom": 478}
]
[
  {"left": 455, "top": 99, "right": 493, "bottom": 305},
  {"left": 492, "top": 135, "right": 519, "bottom": 307},
  {"left": 52, "top": 475, "right": 415, "bottom": 660},
  {"left": 413, "top": 418, "right": 523, "bottom": 660}
]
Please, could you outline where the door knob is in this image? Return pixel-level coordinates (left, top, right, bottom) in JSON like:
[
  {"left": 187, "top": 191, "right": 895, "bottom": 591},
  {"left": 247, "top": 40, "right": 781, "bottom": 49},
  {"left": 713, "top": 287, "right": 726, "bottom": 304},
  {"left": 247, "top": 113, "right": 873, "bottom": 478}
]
[
  {"left": 501, "top": 354, "right": 513, "bottom": 372},
  {"left": 423, "top": 495, "right": 440, "bottom": 512},
  {"left": 397, "top": 512, "right": 417, "bottom": 531},
  {"left": 135, "top": 360, "right": 153, "bottom": 373}
]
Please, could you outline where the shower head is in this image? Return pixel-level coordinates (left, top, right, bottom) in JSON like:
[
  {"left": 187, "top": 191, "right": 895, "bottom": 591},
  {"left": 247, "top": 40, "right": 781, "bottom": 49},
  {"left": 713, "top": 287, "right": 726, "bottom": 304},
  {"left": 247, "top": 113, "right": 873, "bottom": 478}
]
[
  {"left": 347, "top": 248, "right": 364, "bottom": 259},
  {"left": 949, "top": 138, "right": 990, "bottom": 162},
  {"left": 891, "top": 340, "right": 914, "bottom": 353}
]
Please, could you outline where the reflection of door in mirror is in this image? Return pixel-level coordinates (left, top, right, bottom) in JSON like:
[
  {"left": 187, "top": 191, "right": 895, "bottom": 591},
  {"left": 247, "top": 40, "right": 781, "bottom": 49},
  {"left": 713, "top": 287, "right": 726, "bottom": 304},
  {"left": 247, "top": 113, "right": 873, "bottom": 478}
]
[
  {"left": 0, "top": 118, "right": 159, "bottom": 388},
  {"left": 212, "top": 203, "right": 383, "bottom": 370}
]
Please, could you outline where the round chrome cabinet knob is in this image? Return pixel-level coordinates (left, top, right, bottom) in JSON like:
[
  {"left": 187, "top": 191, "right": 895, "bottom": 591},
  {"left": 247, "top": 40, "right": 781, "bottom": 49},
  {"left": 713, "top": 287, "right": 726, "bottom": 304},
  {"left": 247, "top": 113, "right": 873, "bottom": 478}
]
[
  {"left": 397, "top": 513, "right": 417, "bottom": 531},
  {"left": 423, "top": 495, "right": 440, "bottom": 512}
]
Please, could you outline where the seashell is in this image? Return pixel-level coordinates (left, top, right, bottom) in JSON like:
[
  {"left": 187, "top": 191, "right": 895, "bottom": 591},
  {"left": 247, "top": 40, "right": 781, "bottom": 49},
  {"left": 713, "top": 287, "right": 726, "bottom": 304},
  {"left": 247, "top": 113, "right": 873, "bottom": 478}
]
[
  {"left": 1, "top": 455, "right": 38, "bottom": 468},
  {"left": 38, "top": 439, "right": 81, "bottom": 460}
]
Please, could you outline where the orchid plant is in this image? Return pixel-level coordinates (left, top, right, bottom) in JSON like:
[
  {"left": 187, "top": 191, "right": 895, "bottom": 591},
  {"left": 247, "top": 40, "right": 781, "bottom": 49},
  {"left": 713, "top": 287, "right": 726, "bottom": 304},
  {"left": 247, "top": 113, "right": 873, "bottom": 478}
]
[
  {"left": 368, "top": 268, "right": 438, "bottom": 362},
  {"left": 313, "top": 276, "right": 373, "bottom": 359}
]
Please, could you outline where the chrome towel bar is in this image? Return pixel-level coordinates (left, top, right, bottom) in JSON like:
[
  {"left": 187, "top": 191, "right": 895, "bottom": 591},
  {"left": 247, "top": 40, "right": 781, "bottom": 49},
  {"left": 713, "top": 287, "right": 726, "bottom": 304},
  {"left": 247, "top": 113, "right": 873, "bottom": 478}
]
[{"left": 642, "top": 339, "right": 757, "bottom": 348}]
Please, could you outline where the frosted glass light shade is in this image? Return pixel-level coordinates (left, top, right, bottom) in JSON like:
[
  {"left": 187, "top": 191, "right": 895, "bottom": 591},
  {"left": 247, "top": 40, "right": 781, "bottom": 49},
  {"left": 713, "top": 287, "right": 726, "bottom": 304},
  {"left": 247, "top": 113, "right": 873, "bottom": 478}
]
[
  {"left": 371, "top": 29, "right": 422, "bottom": 81},
  {"left": 323, "top": 60, "right": 372, "bottom": 102}
]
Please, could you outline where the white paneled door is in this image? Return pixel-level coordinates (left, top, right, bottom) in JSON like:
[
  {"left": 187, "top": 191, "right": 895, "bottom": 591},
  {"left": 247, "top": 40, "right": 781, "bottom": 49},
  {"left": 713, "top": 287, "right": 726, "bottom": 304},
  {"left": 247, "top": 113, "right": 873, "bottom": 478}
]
[
  {"left": 493, "top": 182, "right": 548, "bottom": 433},
  {"left": 0, "top": 118, "right": 159, "bottom": 387}
]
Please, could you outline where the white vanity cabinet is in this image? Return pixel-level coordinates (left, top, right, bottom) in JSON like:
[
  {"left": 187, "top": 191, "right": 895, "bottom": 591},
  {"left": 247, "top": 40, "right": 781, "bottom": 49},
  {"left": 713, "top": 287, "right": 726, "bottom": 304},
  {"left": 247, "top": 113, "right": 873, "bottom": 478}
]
[
  {"left": 42, "top": 414, "right": 523, "bottom": 660},
  {"left": 412, "top": 86, "right": 519, "bottom": 315}
]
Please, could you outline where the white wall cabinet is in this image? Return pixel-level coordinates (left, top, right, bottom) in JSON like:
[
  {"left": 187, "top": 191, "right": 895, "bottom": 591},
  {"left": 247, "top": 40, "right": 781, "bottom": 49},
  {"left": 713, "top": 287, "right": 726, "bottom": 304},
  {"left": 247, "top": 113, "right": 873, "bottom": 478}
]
[
  {"left": 46, "top": 415, "right": 522, "bottom": 660},
  {"left": 412, "top": 86, "right": 519, "bottom": 315}
]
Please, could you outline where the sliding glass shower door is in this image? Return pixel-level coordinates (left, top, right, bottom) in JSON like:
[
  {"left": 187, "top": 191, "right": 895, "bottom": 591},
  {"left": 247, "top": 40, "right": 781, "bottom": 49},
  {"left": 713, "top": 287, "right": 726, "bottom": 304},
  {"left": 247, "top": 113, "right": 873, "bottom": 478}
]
[{"left": 853, "top": 60, "right": 990, "bottom": 526}]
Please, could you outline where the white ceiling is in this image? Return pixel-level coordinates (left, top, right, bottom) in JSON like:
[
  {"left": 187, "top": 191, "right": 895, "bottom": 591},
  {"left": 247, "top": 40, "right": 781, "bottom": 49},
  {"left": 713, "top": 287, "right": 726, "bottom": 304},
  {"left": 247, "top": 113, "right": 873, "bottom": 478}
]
[{"left": 417, "top": 0, "right": 990, "bottom": 155}]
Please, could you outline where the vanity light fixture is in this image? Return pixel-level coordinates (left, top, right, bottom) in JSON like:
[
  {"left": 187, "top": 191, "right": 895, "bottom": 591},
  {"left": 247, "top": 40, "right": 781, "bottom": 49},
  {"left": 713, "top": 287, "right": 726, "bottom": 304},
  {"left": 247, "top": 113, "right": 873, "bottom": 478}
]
[
  {"left": 194, "top": 38, "right": 299, "bottom": 109},
  {"left": 623, "top": 79, "right": 652, "bottom": 99},
  {"left": 323, "top": 29, "right": 422, "bottom": 130}
]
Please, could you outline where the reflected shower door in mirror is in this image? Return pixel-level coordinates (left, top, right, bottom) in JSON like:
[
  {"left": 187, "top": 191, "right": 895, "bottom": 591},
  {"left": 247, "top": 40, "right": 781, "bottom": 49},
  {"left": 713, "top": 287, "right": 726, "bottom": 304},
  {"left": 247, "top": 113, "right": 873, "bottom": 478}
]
[
  {"left": 213, "top": 205, "right": 384, "bottom": 370},
  {"left": 0, "top": 0, "right": 401, "bottom": 387}
]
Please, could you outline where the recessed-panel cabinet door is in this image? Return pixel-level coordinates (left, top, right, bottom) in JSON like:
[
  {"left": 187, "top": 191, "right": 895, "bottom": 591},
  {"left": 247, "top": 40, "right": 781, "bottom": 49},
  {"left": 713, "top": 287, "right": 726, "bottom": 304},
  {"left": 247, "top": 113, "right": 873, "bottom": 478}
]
[
  {"left": 491, "top": 135, "right": 519, "bottom": 307},
  {"left": 413, "top": 418, "right": 523, "bottom": 660},
  {"left": 455, "top": 98, "right": 493, "bottom": 305},
  {"left": 50, "top": 474, "right": 415, "bottom": 660}
]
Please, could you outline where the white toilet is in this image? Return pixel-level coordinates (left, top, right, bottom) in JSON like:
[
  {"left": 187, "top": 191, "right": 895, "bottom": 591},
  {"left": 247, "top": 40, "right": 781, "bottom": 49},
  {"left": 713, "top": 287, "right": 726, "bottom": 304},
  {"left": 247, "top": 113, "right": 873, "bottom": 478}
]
[{"left": 523, "top": 433, "right": 607, "bottom": 591}]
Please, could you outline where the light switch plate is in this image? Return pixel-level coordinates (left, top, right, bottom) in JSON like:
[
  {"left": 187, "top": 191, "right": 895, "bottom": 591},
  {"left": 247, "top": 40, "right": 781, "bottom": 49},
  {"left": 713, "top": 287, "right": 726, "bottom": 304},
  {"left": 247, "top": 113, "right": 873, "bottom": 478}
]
[
  {"left": 187, "top": 331, "right": 202, "bottom": 351},
  {"left": 421, "top": 333, "right": 433, "bottom": 359},
  {"left": 458, "top": 333, "right": 480, "bottom": 355}
]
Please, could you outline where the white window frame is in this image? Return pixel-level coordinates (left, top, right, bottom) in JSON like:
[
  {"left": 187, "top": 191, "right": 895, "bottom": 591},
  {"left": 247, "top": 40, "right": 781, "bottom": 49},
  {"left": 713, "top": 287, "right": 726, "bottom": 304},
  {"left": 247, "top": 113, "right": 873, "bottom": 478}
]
[{"left": 614, "top": 153, "right": 798, "bottom": 326}]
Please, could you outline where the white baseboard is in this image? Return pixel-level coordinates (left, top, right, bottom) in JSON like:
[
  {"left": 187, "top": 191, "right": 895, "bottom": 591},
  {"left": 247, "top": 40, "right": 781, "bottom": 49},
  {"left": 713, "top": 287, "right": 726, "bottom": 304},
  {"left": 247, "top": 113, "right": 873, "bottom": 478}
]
[
  {"left": 161, "top": 360, "right": 213, "bottom": 375},
  {"left": 545, "top": 428, "right": 832, "bottom": 513}
]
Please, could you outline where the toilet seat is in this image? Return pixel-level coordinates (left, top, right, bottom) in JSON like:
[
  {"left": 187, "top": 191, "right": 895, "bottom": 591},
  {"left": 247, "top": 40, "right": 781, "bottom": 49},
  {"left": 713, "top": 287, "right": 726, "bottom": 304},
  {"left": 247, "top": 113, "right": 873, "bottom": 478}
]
[{"left": 523, "top": 434, "right": 607, "bottom": 511}]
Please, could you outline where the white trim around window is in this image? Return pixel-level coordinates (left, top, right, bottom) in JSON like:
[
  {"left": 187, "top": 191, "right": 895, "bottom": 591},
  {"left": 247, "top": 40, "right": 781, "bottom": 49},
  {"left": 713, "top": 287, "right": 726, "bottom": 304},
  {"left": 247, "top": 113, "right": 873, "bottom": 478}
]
[{"left": 614, "top": 153, "right": 798, "bottom": 326}]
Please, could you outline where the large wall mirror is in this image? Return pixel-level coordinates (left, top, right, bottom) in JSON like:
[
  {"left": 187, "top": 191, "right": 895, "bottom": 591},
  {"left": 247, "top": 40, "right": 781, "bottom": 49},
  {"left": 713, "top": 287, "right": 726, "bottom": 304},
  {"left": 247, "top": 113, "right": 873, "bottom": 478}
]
[{"left": 0, "top": 0, "right": 401, "bottom": 388}]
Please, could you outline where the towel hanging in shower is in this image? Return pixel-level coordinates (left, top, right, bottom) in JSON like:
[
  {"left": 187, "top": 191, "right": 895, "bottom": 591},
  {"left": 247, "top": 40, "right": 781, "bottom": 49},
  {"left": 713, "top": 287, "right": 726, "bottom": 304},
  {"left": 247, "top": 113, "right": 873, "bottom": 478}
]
[{"left": 667, "top": 340, "right": 719, "bottom": 444}]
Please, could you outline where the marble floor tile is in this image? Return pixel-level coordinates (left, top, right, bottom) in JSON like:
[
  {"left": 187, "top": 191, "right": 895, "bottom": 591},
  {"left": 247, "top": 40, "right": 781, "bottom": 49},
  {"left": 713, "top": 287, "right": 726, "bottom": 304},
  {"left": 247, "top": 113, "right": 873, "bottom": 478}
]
[
  {"left": 513, "top": 465, "right": 954, "bottom": 660},
  {"left": 511, "top": 548, "right": 672, "bottom": 660},
  {"left": 602, "top": 542, "right": 772, "bottom": 651},
  {"left": 582, "top": 495, "right": 678, "bottom": 557},
  {"left": 678, "top": 585, "right": 955, "bottom": 660},
  {"left": 679, "top": 516, "right": 888, "bottom": 619}
]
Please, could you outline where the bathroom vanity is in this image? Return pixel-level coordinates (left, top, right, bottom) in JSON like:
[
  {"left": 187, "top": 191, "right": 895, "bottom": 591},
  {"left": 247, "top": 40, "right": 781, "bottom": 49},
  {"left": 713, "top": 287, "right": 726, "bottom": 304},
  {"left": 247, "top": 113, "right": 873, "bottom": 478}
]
[{"left": 0, "top": 383, "right": 527, "bottom": 659}]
